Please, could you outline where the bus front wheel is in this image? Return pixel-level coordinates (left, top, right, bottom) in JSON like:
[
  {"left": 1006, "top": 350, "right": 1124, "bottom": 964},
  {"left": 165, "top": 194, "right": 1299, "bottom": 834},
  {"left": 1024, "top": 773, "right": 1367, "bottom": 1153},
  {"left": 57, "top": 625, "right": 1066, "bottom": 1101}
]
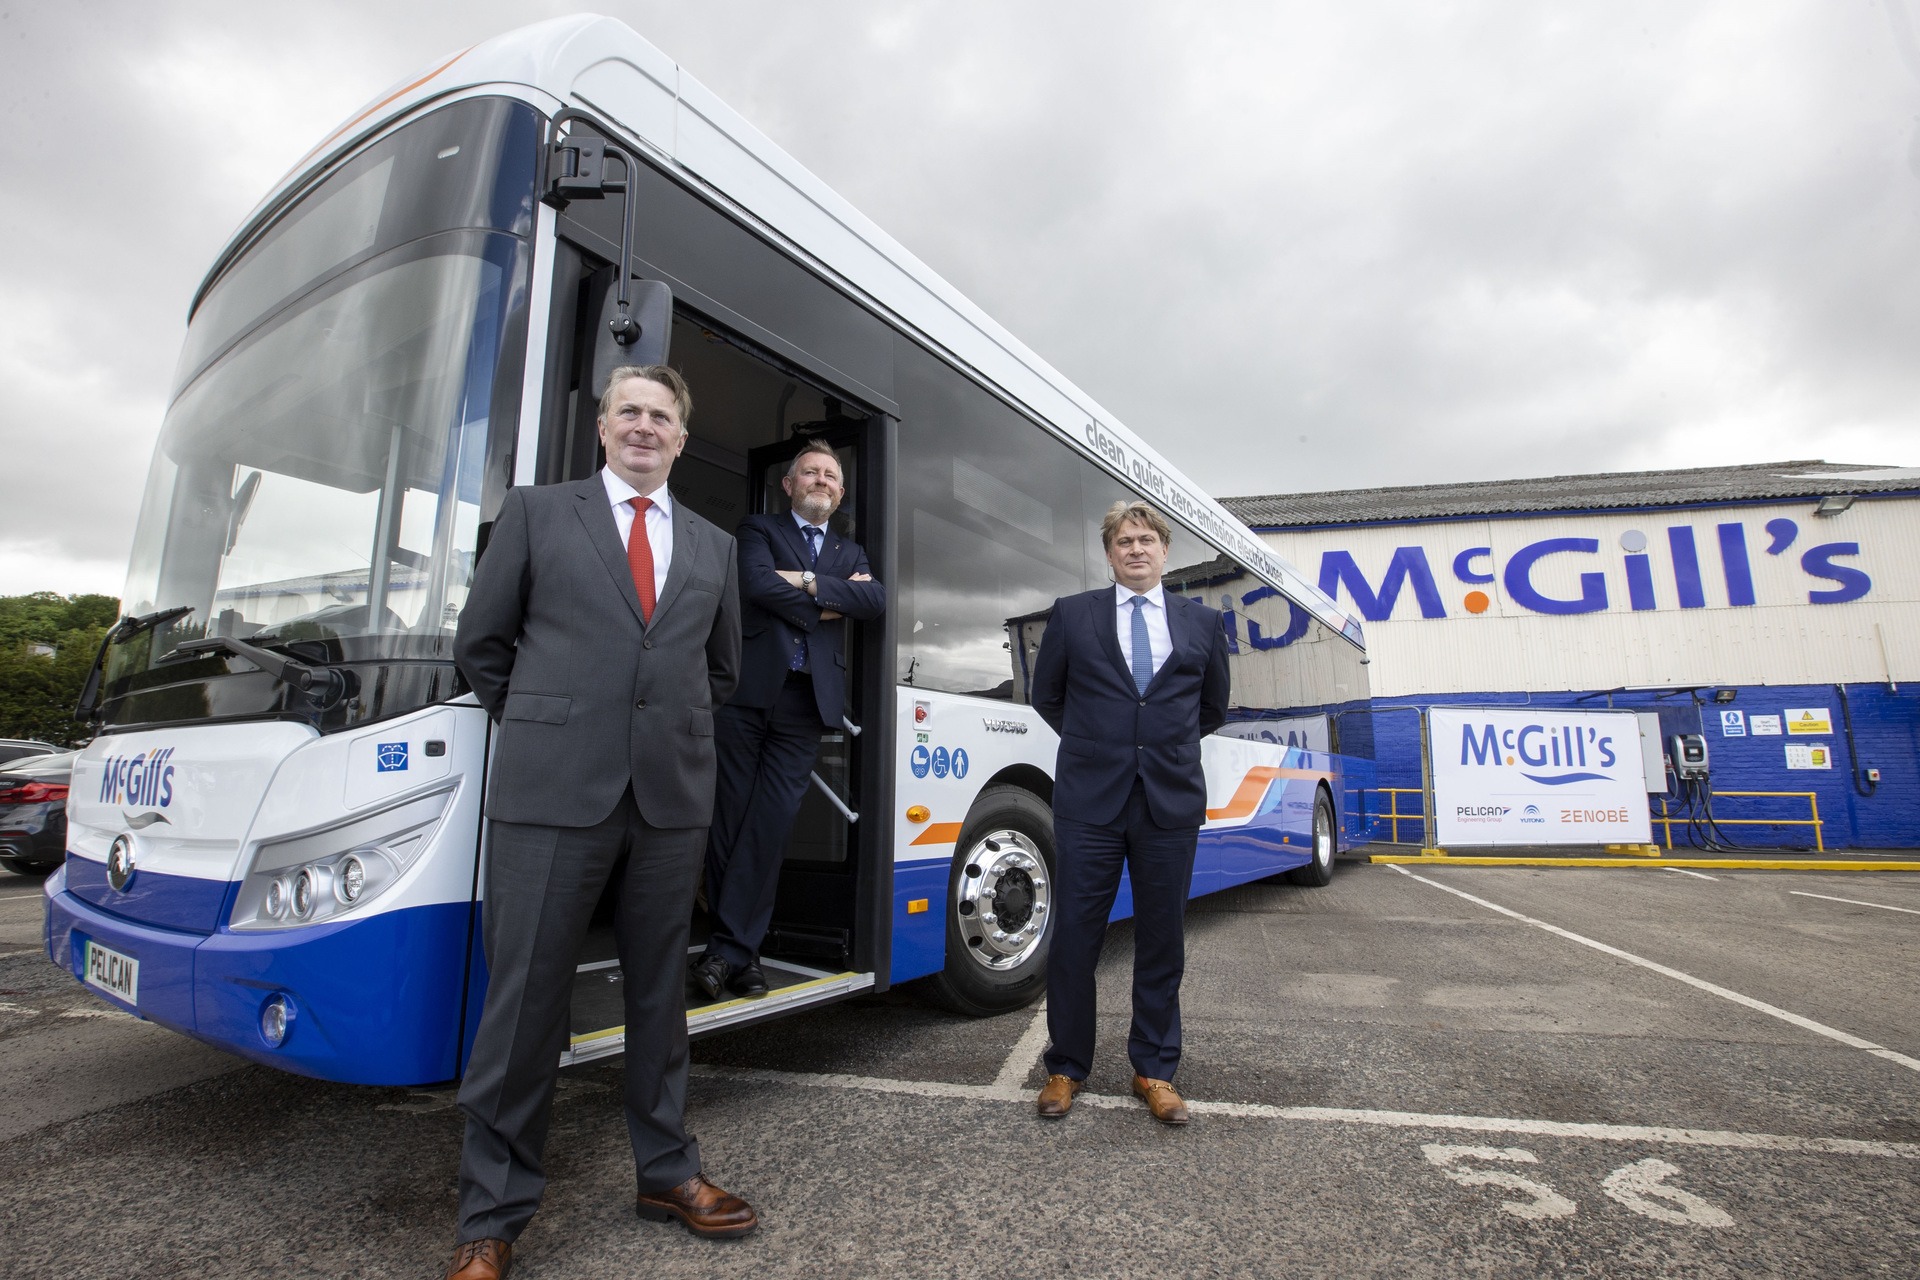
[{"left": 928, "top": 785, "right": 1055, "bottom": 1017}]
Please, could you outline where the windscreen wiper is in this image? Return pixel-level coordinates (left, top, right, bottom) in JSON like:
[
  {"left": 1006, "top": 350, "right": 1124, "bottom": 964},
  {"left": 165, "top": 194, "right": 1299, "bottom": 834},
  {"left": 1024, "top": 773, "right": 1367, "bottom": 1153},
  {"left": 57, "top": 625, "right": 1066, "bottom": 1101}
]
[
  {"left": 164, "top": 635, "right": 352, "bottom": 708},
  {"left": 74, "top": 605, "right": 196, "bottom": 725}
]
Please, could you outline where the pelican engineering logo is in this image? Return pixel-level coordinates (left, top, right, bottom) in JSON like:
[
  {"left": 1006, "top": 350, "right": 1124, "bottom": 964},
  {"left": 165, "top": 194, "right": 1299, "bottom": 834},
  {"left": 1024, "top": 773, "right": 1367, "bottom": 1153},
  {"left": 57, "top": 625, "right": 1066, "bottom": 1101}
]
[{"left": 107, "top": 834, "right": 136, "bottom": 892}]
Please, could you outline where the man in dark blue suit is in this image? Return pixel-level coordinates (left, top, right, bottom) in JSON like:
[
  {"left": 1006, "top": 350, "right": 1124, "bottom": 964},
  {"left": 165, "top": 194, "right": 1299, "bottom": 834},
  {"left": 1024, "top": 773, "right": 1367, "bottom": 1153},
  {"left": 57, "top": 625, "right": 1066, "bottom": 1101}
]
[
  {"left": 1029, "top": 500, "right": 1230, "bottom": 1125},
  {"left": 692, "top": 439, "right": 886, "bottom": 999}
]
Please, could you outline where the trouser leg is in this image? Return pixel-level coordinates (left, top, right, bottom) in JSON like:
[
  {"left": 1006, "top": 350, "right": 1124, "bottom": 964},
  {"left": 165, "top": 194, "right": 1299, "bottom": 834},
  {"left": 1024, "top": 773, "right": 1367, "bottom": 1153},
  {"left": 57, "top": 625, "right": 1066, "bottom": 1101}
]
[
  {"left": 1122, "top": 799, "right": 1200, "bottom": 1081},
  {"left": 1042, "top": 802, "right": 1128, "bottom": 1081},
  {"left": 455, "top": 805, "right": 626, "bottom": 1244},
  {"left": 613, "top": 809, "right": 708, "bottom": 1191},
  {"left": 705, "top": 701, "right": 769, "bottom": 919},
  {"left": 706, "top": 679, "right": 820, "bottom": 968}
]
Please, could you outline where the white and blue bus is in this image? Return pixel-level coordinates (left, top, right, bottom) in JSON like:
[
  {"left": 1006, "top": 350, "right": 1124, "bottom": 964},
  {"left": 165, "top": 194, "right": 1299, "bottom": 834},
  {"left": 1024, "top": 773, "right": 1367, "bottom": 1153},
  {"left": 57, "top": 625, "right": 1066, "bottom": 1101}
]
[{"left": 48, "top": 14, "right": 1375, "bottom": 1086}]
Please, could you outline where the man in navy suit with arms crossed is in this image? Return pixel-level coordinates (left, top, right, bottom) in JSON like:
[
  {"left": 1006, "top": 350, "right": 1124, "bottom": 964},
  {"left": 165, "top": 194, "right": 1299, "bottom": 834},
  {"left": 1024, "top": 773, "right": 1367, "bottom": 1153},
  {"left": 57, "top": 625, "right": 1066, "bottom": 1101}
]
[
  {"left": 1029, "top": 500, "right": 1230, "bottom": 1125},
  {"left": 693, "top": 439, "right": 885, "bottom": 1000}
]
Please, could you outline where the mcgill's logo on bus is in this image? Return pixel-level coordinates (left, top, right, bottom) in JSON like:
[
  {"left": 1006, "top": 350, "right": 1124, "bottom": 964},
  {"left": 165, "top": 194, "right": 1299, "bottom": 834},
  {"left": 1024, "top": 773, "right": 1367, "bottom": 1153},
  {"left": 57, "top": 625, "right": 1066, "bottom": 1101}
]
[{"left": 98, "top": 747, "right": 177, "bottom": 808}]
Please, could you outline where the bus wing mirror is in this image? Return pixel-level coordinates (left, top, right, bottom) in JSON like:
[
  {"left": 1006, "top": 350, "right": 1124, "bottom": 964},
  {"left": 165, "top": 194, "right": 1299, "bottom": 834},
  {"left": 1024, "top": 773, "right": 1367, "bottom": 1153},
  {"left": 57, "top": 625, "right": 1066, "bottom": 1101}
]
[
  {"left": 590, "top": 278, "right": 671, "bottom": 398},
  {"left": 545, "top": 136, "right": 606, "bottom": 205}
]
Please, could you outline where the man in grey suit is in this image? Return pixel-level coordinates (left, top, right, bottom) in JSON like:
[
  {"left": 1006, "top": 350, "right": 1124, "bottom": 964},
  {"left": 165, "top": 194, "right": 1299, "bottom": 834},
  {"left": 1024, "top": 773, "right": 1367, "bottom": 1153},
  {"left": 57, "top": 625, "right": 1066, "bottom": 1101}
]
[{"left": 446, "top": 365, "right": 751, "bottom": 1280}]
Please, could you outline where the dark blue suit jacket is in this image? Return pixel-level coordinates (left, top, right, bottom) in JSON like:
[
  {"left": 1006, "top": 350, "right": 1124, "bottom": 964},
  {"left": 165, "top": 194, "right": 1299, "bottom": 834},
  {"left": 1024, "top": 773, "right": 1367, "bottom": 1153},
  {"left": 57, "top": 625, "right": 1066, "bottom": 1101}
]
[
  {"left": 1030, "top": 586, "right": 1231, "bottom": 829},
  {"left": 731, "top": 512, "right": 887, "bottom": 726}
]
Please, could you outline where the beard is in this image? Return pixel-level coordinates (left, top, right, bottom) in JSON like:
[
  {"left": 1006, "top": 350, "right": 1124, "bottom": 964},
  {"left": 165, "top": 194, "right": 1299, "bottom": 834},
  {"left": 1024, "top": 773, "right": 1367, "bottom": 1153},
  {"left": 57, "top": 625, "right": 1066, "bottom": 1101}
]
[{"left": 792, "top": 489, "right": 838, "bottom": 523}]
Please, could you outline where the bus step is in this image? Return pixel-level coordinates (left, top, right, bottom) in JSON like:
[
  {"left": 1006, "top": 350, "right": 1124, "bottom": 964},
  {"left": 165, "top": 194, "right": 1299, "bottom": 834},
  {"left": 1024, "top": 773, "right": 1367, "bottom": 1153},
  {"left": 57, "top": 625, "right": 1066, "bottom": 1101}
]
[{"left": 561, "top": 957, "right": 874, "bottom": 1067}]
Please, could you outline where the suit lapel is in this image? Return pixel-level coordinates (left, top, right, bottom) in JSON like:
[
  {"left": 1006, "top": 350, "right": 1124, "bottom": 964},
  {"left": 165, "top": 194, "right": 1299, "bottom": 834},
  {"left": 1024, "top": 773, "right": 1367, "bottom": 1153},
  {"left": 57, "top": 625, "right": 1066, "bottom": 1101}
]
[
  {"left": 1093, "top": 589, "right": 1136, "bottom": 688},
  {"left": 1143, "top": 592, "right": 1201, "bottom": 697},
  {"left": 575, "top": 482, "right": 647, "bottom": 628},
  {"left": 650, "top": 501, "right": 701, "bottom": 626},
  {"left": 774, "top": 513, "right": 812, "bottom": 569}
]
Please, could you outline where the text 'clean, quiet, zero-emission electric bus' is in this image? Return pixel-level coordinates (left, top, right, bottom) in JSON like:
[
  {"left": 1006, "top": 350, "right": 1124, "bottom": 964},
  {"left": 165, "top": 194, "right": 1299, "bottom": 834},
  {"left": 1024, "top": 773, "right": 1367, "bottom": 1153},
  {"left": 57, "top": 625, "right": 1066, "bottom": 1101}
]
[{"left": 48, "top": 15, "right": 1375, "bottom": 1085}]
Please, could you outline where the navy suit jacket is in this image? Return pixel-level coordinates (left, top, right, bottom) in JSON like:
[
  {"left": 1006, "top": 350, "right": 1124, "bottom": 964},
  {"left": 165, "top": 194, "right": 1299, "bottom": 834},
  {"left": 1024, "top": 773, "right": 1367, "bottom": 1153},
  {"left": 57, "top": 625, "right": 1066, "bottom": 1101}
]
[
  {"left": 731, "top": 512, "right": 887, "bottom": 725},
  {"left": 1030, "top": 586, "right": 1231, "bottom": 829}
]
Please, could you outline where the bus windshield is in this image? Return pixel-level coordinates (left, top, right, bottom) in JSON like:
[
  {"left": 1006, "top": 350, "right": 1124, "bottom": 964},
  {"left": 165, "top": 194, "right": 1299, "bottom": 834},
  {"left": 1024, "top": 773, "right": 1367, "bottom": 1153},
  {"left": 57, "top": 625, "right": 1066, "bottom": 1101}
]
[{"left": 103, "top": 97, "right": 538, "bottom": 731}]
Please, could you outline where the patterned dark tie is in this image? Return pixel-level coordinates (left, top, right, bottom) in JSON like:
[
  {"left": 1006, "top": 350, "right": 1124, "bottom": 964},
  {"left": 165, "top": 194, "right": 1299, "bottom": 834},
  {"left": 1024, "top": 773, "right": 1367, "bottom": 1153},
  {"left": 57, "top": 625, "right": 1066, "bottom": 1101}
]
[
  {"left": 803, "top": 524, "right": 821, "bottom": 566},
  {"left": 1129, "top": 596, "right": 1152, "bottom": 695}
]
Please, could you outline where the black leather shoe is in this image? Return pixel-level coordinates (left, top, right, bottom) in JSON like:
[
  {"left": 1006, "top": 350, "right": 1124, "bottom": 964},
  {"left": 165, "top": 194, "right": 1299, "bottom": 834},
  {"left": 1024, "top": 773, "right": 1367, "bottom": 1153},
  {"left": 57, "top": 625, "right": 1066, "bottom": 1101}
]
[
  {"left": 727, "top": 962, "right": 768, "bottom": 998},
  {"left": 688, "top": 952, "right": 730, "bottom": 1002}
]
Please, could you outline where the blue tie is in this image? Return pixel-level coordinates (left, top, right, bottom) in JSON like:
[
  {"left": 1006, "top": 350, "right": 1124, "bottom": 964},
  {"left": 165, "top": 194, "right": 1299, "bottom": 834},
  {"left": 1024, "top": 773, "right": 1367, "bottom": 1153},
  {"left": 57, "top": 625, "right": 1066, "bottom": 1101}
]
[
  {"left": 1129, "top": 596, "right": 1152, "bottom": 695},
  {"left": 791, "top": 526, "right": 823, "bottom": 673}
]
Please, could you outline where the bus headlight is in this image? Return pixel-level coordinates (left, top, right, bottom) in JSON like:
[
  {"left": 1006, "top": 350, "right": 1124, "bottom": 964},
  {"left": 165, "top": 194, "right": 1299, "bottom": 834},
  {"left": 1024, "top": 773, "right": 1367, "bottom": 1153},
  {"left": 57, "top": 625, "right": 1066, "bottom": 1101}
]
[
  {"left": 338, "top": 855, "right": 366, "bottom": 904},
  {"left": 229, "top": 786, "right": 453, "bottom": 931},
  {"left": 291, "top": 867, "right": 319, "bottom": 919}
]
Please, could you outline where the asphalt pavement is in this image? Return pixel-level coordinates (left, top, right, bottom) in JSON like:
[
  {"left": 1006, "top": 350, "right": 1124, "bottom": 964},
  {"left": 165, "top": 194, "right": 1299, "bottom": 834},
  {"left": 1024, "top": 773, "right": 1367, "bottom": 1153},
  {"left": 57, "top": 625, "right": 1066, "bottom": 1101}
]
[{"left": 0, "top": 862, "right": 1914, "bottom": 1277}]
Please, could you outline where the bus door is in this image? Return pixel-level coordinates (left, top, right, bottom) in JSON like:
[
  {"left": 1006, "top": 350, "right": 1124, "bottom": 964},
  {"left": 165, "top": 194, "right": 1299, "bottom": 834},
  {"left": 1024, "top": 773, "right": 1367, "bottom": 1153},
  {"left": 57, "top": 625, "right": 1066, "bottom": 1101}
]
[{"left": 531, "top": 212, "right": 882, "bottom": 1060}]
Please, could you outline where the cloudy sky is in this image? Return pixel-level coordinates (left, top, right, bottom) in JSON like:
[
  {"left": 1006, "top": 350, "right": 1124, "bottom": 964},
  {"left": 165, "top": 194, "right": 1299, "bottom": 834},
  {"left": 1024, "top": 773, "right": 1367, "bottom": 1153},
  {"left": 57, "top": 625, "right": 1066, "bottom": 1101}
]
[{"left": 3, "top": 1, "right": 1918, "bottom": 597}]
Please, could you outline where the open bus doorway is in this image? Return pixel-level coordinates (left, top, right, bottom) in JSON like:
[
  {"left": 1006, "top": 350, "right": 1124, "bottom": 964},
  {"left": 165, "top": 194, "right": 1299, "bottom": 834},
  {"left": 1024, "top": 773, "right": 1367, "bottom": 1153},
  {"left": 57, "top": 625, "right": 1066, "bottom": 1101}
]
[{"left": 550, "top": 304, "right": 882, "bottom": 1062}]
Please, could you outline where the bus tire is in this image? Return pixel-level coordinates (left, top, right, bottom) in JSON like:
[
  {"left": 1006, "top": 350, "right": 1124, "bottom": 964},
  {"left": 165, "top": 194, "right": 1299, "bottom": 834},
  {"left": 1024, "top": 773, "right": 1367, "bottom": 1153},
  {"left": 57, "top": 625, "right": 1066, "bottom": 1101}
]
[
  {"left": 928, "top": 785, "right": 1056, "bottom": 1017},
  {"left": 1286, "top": 788, "right": 1337, "bottom": 887}
]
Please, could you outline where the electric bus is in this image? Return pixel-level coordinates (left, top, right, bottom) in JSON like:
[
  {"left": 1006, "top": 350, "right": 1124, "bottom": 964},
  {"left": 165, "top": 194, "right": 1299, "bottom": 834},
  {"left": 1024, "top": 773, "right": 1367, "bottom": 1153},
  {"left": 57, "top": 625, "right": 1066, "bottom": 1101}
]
[{"left": 47, "top": 14, "right": 1376, "bottom": 1086}]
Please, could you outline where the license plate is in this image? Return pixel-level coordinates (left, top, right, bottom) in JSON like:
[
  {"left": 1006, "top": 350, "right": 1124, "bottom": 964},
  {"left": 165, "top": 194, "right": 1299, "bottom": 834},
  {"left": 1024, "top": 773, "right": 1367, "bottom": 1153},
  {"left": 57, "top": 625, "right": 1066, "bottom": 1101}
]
[{"left": 83, "top": 940, "right": 139, "bottom": 1005}]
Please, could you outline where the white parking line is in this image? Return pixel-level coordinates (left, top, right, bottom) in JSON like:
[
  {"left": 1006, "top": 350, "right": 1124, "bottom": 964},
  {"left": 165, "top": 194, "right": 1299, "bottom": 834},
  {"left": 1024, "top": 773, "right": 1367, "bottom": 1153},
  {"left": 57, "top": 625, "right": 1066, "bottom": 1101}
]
[
  {"left": 1663, "top": 868, "right": 1718, "bottom": 881},
  {"left": 992, "top": 1004, "right": 1051, "bottom": 1092},
  {"left": 1387, "top": 865, "right": 1920, "bottom": 1075},
  {"left": 688, "top": 1064, "right": 1920, "bottom": 1160},
  {"left": 1790, "top": 890, "right": 1920, "bottom": 917}
]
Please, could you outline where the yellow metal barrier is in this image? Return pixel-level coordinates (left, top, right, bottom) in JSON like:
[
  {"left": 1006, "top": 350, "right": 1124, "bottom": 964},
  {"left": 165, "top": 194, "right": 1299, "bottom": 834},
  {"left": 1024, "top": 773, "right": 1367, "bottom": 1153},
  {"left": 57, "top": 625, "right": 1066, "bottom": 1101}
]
[
  {"left": 1654, "top": 791, "right": 1824, "bottom": 854},
  {"left": 1367, "top": 788, "right": 1429, "bottom": 845}
]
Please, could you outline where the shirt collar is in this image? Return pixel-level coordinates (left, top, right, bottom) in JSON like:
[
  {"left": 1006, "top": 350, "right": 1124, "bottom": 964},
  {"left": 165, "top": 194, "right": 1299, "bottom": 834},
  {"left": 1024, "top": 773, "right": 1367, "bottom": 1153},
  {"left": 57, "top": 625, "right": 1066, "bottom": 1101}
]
[
  {"left": 1114, "top": 582, "right": 1166, "bottom": 609},
  {"left": 791, "top": 509, "right": 828, "bottom": 535},
  {"left": 602, "top": 467, "right": 673, "bottom": 517}
]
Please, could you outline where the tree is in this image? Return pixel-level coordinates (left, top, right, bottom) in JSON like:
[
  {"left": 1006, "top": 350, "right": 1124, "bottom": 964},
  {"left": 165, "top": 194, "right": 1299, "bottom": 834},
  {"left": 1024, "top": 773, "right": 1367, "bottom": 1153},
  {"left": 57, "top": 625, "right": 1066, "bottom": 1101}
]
[{"left": 0, "top": 593, "right": 121, "bottom": 747}]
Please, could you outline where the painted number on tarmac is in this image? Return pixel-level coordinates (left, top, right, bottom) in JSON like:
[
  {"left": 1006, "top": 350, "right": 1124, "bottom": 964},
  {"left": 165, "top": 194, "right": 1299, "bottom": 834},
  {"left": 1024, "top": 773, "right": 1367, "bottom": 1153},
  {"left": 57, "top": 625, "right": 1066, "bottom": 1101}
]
[{"left": 1422, "top": 1145, "right": 1732, "bottom": 1228}]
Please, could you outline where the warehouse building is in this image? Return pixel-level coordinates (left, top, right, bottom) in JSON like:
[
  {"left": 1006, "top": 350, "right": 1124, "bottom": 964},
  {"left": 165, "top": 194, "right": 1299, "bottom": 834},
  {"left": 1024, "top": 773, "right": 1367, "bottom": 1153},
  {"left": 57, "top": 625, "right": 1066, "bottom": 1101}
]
[{"left": 1220, "top": 460, "right": 1919, "bottom": 851}]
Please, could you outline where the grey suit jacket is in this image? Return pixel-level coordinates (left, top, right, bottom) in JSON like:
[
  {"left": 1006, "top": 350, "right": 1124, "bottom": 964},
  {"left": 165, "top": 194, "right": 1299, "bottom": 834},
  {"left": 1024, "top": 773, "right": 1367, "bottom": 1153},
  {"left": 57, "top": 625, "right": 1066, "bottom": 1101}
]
[{"left": 454, "top": 477, "right": 742, "bottom": 829}]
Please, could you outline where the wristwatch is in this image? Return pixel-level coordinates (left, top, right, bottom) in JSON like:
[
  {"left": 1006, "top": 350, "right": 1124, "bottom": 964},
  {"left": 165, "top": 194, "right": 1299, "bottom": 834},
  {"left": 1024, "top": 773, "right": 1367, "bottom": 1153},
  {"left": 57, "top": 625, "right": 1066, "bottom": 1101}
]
[{"left": 801, "top": 571, "right": 816, "bottom": 587}]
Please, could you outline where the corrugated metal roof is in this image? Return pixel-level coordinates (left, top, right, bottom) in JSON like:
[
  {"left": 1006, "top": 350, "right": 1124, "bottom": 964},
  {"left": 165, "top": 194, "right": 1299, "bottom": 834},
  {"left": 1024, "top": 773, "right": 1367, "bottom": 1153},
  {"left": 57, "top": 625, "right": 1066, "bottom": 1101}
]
[{"left": 1222, "top": 460, "right": 1920, "bottom": 529}]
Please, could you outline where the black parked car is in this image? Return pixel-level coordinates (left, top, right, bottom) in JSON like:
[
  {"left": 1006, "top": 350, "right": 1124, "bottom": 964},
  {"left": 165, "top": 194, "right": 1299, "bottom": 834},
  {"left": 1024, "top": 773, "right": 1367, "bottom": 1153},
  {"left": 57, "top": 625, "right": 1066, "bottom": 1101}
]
[
  {"left": 0, "top": 739, "right": 57, "bottom": 767},
  {"left": 0, "top": 749, "right": 76, "bottom": 874}
]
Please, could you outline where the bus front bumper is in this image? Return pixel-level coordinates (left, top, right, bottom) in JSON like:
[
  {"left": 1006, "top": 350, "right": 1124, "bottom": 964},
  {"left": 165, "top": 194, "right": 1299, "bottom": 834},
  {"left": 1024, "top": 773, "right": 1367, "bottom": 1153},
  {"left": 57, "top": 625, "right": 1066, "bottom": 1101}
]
[{"left": 45, "top": 865, "right": 476, "bottom": 1087}]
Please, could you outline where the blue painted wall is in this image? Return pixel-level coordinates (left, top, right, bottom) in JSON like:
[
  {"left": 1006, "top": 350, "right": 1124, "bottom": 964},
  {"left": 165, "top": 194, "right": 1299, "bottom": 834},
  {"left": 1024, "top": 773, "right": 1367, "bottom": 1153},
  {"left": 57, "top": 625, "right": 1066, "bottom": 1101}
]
[{"left": 1356, "top": 684, "right": 1919, "bottom": 851}]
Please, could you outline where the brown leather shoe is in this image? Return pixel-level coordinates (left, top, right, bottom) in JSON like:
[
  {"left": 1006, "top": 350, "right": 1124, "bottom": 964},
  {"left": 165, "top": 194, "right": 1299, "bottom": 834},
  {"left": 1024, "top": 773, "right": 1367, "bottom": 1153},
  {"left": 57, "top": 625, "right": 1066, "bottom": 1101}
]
[
  {"left": 446, "top": 1238, "right": 512, "bottom": 1280},
  {"left": 1035, "top": 1073, "right": 1083, "bottom": 1118},
  {"left": 635, "top": 1172, "right": 758, "bottom": 1238},
  {"left": 1132, "top": 1074, "right": 1191, "bottom": 1125}
]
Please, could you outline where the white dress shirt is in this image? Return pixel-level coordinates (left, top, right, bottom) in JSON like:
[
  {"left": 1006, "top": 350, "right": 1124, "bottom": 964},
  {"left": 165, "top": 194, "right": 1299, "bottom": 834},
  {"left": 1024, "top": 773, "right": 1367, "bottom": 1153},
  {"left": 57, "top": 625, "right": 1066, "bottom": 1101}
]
[
  {"left": 601, "top": 467, "right": 673, "bottom": 599},
  {"left": 1114, "top": 581, "right": 1172, "bottom": 681},
  {"left": 791, "top": 508, "right": 830, "bottom": 556}
]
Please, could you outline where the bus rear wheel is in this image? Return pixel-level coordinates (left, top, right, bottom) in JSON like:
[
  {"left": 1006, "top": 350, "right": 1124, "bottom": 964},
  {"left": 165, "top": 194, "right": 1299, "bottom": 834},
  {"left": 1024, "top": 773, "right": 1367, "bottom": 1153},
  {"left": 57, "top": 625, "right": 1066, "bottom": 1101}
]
[
  {"left": 928, "top": 785, "right": 1056, "bottom": 1017},
  {"left": 1286, "top": 788, "right": 1337, "bottom": 886}
]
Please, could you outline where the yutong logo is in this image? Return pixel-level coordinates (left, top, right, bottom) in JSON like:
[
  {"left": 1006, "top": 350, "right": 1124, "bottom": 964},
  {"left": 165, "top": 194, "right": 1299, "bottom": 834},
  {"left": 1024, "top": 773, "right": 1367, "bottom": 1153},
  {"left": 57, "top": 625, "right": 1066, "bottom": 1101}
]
[
  {"left": 1460, "top": 723, "right": 1617, "bottom": 785},
  {"left": 982, "top": 718, "right": 1028, "bottom": 734},
  {"left": 98, "top": 748, "right": 177, "bottom": 810}
]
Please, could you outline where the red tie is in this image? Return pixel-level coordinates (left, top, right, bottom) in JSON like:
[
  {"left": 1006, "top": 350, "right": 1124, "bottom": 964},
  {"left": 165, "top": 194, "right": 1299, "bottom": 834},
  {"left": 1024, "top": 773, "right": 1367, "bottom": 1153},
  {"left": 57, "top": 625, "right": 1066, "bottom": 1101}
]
[{"left": 626, "top": 496, "right": 656, "bottom": 623}]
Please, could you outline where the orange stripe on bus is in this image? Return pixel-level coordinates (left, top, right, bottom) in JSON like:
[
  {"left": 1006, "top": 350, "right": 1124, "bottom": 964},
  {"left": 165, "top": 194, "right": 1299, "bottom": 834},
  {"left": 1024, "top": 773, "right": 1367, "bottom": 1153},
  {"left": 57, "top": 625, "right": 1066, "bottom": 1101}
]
[
  {"left": 909, "top": 822, "right": 964, "bottom": 846},
  {"left": 1204, "top": 766, "right": 1329, "bottom": 821},
  {"left": 1206, "top": 767, "right": 1281, "bottom": 821}
]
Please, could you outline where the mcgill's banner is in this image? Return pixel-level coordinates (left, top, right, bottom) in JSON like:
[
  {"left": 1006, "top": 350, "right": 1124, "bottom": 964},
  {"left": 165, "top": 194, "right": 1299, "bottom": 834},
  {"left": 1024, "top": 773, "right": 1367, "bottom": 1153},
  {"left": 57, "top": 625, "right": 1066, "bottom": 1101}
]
[{"left": 1430, "top": 708, "right": 1652, "bottom": 847}]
